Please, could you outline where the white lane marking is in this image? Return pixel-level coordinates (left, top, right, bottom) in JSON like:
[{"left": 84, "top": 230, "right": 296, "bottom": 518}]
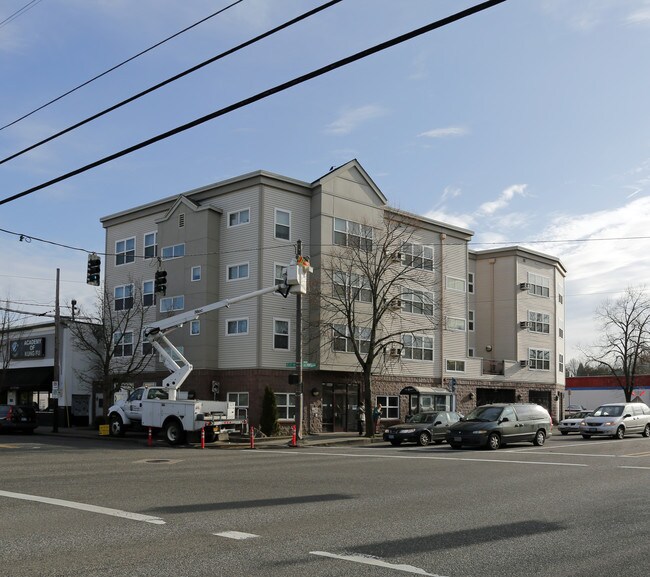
[
  {"left": 0, "top": 490, "right": 165, "bottom": 525},
  {"left": 510, "top": 451, "right": 619, "bottom": 458},
  {"left": 619, "top": 466, "right": 650, "bottom": 470},
  {"left": 311, "top": 551, "right": 446, "bottom": 576},
  {"left": 268, "top": 450, "right": 588, "bottom": 467},
  {"left": 213, "top": 531, "right": 259, "bottom": 540}
]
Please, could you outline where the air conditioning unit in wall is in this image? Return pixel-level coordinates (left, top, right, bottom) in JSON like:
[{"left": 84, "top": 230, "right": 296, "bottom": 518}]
[
  {"left": 519, "top": 321, "right": 533, "bottom": 329},
  {"left": 519, "top": 360, "right": 528, "bottom": 367},
  {"left": 389, "top": 298, "right": 402, "bottom": 311},
  {"left": 519, "top": 282, "right": 530, "bottom": 291},
  {"left": 389, "top": 347, "right": 402, "bottom": 358}
]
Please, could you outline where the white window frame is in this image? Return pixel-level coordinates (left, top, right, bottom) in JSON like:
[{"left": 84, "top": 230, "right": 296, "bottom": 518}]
[
  {"left": 114, "top": 284, "right": 134, "bottom": 311},
  {"left": 446, "top": 359, "right": 466, "bottom": 373},
  {"left": 401, "top": 242, "right": 434, "bottom": 271},
  {"left": 401, "top": 287, "right": 433, "bottom": 315},
  {"left": 468, "top": 272, "right": 475, "bottom": 293},
  {"left": 160, "top": 295, "right": 184, "bottom": 313},
  {"left": 274, "top": 263, "right": 288, "bottom": 286},
  {"left": 333, "top": 218, "right": 373, "bottom": 251},
  {"left": 191, "top": 266, "right": 201, "bottom": 282},
  {"left": 190, "top": 320, "right": 200, "bottom": 336},
  {"left": 161, "top": 243, "right": 185, "bottom": 260},
  {"left": 527, "top": 272, "right": 550, "bottom": 298},
  {"left": 226, "top": 318, "right": 249, "bottom": 336},
  {"left": 113, "top": 331, "right": 133, "bottom": 357},
  {"left": 559, "top": 353, "right": 564, "bottom": 374},
  {"left": 468, "top": 347, "right": 475, "bottom": 358},
  {"left": 275, "top": 393, "right": 296, "bottom": 420},
  {"left": 376, "top": 395, "right": 399, "bottom": 419},
  {"left": 143, "top": 232, "right": 157, "bottom": 259},
  {"left": 528, "top": 348, "right": 550, "bottom": 371},
  {"left": 446, "top": 316, "right": 466, "bottom": 332},
  {"left": 468, "top": 310, "right": 475, "bottom": 332},
  {"left": 274, "top": 209, "right": 291, "bottom": 241},
  {"left": 446, "top": 276, "right": 466, "bottom": 292},
  {"left": 528, "top": 311, "right": 550, "bottom": 334},
  {"left": 227, "top": 392, "right": 249, "bottom": 420},
  {"left": 333, "top": 324, "right": 370, "bottom": 353},
  {"left": 333, "top": 271, "right": 372, "bottom": 303},
  {"left": 227, "top": 262, "right": 249, "bottom": 281},
  {"left": 142, "top": 280, "right": 155, "bottom": 307},
  {"left": 115, "top": 237, "right": 135, "bottom": 266},
  {"left": 273, "top": 318, "right": 290, "bottom": 350},
  {"left": 141, "top": 330, "right": 153, "bottom": 356},
  {"left": 227, "top": 208, "right": 250, "bottom": 228},
  {"left": 401, "top": 334, "right": 434, "bottom": 361}
]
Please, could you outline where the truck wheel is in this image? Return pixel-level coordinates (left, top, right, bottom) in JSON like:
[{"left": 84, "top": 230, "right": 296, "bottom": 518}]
[
  {"left": 109, "top": 414, "right": 125, "bottom": 437},
  {"left": 204, "top": 428, "right": 217, "bottom": 443},
  {"left": 163, "top": 419, "right": 185, "bottom": 445}
]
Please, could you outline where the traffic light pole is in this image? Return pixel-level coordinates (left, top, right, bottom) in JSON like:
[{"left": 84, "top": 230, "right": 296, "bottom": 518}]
[{"left": 295, "top": 240, "right": 304, "bottom": 440}]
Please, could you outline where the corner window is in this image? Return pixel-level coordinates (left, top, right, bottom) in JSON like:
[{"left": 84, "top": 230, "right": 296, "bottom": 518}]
[
  {"left": 274, "top": 319, "right": 289, "bottom": 350},
  {"left": 228, "top": 208, "right": 250, "bottom": 228},
  {"left": 227, "top": 262, "right": 249, "bottom": 281},
  {"left": 275, "top": 209, "right": 291, "bottom": 240},
  {"left": 114, "top": 284, "right": 134, "bottom": 311},
  {"left": 115, "top": 238, "right": 135, "bottom": 266},
  {"left": 226, "top": 318, "right": 248, "bottom": 335}
]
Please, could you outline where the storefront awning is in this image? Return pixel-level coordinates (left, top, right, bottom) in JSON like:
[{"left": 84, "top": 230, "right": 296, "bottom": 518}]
[
  {"left": 399, "top": 385, "right": 451, "bottom": 396},
  {"left": 1, "top": 367, "right": 53, "bottom": 390}
]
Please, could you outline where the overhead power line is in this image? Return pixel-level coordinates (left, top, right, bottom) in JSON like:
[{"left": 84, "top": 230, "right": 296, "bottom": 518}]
[
  {"left": 0, "top": 0, "right": 44, "bottom": 30},
  {"left": 0, "top": 0, "right": 244, "bottom": 132},
  {"left": 0, "top": 0, "right": 344, "bottom": 165},
  {"left": 0, "top": 0, "right": 508, "bottom": 207}
]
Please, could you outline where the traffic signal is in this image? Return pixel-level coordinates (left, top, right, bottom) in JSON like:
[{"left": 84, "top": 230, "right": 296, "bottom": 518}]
[
  {"left": 86, "top": 253, "right": 101, "bottom": 286},
  {"left": 154, "top": 269, "right": 167, "bottom": 295}
]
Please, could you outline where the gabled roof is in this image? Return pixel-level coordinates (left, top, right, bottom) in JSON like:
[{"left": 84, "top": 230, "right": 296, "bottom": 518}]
[
  {"left": 311, "top": 159, "right": 388, "bottom": 204},
  {"left": 154, "top": 195, "right": 221, "bottom": 224}
]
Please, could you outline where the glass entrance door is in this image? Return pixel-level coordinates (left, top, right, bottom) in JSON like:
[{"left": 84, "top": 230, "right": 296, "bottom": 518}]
[{"left": 322, "top": 383, "right": 360, "bottom": 432}]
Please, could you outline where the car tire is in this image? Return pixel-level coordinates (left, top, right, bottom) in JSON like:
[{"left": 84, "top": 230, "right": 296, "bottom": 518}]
[
  {"left": 416, "top": 432, "right": 431, "bottom": 447},
  {"left": 204, "top": 428, "right": 217, "bottom": 443},
  {"left": 487, "top": 433, "right": 501, "bottom": 450},
  {"left": 532, "top": 429, "right": 546, "bottom": 446},
  {"left": 561, "top": 431, "right": 569, "bottom": 436},
  {"left": 582, "top": 434, "right": 591, "bottom": 439},
  {"left": 109, "top": 414, "right": 125, "bottom": 437},
  {"left": 642, "top": 424, "right": 650, "bottom": 438},
  {"left": 163, "top": 419, "right": 185, "bottom": 445},
  {"left": 389, "top": 439, "right": 402, "bottom": 446},
  {"left": 614, "top": 426, "right": 625, "bottom": 440},
  {"left": 449, "top": 442, "right": 461, "bottom": 449}
]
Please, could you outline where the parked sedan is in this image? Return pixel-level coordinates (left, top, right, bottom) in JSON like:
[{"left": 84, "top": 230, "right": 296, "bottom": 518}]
[
  {"left": 0, "top": 404, "right": 38, "bottom": 434},
  {"left": 383, "top": 411, "right": 462, "bottom": 446},
  {"left": 558, "top": 410, "right": 592, "bottom": 435}
]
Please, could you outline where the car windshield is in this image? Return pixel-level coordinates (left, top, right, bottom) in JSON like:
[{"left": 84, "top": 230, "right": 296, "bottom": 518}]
[
  {"left": 464, "top": 406, "right": 503, "bottom": 422},
  {"left": 409, "top": 413, "right": 437, "bottom": 424},
  {"left": 592, "top": 405, "right": 623, "bottom": 417}
]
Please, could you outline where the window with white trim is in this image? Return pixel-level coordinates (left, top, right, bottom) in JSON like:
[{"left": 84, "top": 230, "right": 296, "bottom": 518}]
[
  {"left": 376, "top": 395, "right": 399, "bottom": 419},
  {"left": 334, "top": 218, "right": 373, "bottom": 251},
  {"left": 529, "top": 348, "right": 550, "bottom": 370},
  {"left": 527, "top": 272, "right": 550, "bottom": 297},
  {"left": 113, "top": 331, "right": 133, "bottom": 357},
  {"left": 115, "top": 237, "right": 135, "bottom": 266},
  {"left": 559, "top": 353, "right": 564, "bottom": 373},
  {"left": 468, "top": 310, "right": 475, "bottom": 332},
  {"left": 141, "top": 330, "right": 153, "bottom": 356},
  {"left": 468, "top": 272, "right": 475, "bottom": 293},
  {"left": 160, "top": 295, "right": 184, "bottom": 313},
  {"left": 275, "top": 393, "right": 296, "bottom": 419},
  {"left": 190, "top": 320, "right": 200, "bottom": 336},
  {"left": 226, "top": 318, "right": 248, "bottom": 335},
  {"left": 114, "top": 284, "right": 134, "bottom": 311},
  {"left": 333, "top": 324, "right": 370, "bottom": 353},
  {"left": 468, "top": 347, "right": 475, "bottom": 357},
  {"left": 275, "top": 209, "right": 291, "bottom": 240},
  {"left": 191, "top": 266, "right": 201, "bottom": 282},
  {"left": 333, "top": 271, "right": 372, "bottom": 303},
  {"left": 228, "top": 208, "right": 250, "bottom": 228},
  {"left": 273, "top": 319, "right": 289, "bottom": 350},
  {"left": 161, "top": 243, "right": 185, "bottom": 260},
  {"left": 143, "top": 280, "right": 155, "bottom": 307},
  {"left": 275, "top": 263, "right": 288, "bottom": 286},
  {"left": 228, "top": 392, "right": 249, "bottom": 419},
  {"left": 446, "top": 359, "right": 466, "bottom": 372},
  {"left": 528, "top": 311, "right": 550, "bottom": 334},
  {"left": 227, "top": 262, "right": 249, "bottom": 281},
  {"left": 401, "top": 334, "right": 434, "bottom": 361},
  {"left": 400, "top": 243, "right": 434, "bottom": 271},
  {"left": 401, "top": 288, "right": 433, "bottom": 315},
  {"left": 447, "top": 317, "right": 466, "bottom": 331},
  {"left": 144, "top": 232, "right": 157, "bottom": 259},
  {"left": 446, "top": 276, "right": 466, "bottom": 292}
]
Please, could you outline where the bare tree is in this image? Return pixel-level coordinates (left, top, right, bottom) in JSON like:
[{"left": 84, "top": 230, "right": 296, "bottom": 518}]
[
  {"left": 0, "top": 298, "right": 22, "bottom": 397},
  {"left": 312, "top": 211, "right": 442, "bottom": 436},
  {"left": 67, "top": 284, "right": 155, "bottom": 420},
  {"left": 581, "top": 286, "right": 650, "bottom": 401}
]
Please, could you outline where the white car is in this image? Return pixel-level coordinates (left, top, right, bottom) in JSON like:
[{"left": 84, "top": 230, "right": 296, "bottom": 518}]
[
  {"left": 579, "top": 403, "right": 650, "bottom": 440},
  {"left": 558, "top": 410, "right": 591, "bottom": 435}
]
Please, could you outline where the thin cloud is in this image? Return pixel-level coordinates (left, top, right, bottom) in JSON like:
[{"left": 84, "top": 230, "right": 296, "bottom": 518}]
[
  {"left": 324, "top": 105, "right": 388, "bottom": 135},
  {"left": 477, "top": 184, "right": 528, "bottom": 216},
  {"left": 418, "top": 126, "right": 468, "bottom": 139},
  {"left": 626, "top": 4, "right": 650, "bottom": 25}
]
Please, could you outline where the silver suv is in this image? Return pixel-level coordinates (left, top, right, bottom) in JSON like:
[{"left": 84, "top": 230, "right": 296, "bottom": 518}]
[{"left": 579, "top": 402, "right": 650, "bottom": 440}]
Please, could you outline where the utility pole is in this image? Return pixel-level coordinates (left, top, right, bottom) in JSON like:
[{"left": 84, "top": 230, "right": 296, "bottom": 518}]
[
  {"left": 295, "top": 240, "right": 304, "bottom": 440},
  {"left": 52, "top": 268, "right": 60, "bottom": 432}
]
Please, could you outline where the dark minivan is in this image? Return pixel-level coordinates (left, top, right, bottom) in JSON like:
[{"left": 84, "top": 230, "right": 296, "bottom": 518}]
[
  {"left": 446, "top": 403, "right": 552, "bottom": 450},
  {"left": 0, "top": 404, "right": 38, "bottom": 434}
]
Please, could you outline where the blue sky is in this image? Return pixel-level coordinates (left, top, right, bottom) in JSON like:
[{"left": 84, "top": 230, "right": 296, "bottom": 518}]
[{"left": 1, "top": 0, "right": 649, "bottom": 363}]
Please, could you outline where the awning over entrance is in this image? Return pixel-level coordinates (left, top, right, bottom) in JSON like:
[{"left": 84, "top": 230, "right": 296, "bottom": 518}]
[
  {"left": 399, "top": 386, "right": 450, "bottom": 396},
  {"left": 1, "top": 367, "right": 53, "bottom": 391}
]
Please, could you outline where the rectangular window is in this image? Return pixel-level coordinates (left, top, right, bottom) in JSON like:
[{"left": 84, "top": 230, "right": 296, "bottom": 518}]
[
  {"left": 113, "top": 331, "right": 133, "bottom": 357},
  {"left": 401, "top": 243, "right": 434, "bottom": 271},
  {"left": 191, "top": 266, "right": 201, "bottom": 282},
  {"left": 228, "top": 208, "right": 250, "bottom": 227},
  {"left": 160, "top": 295, "right": 184, "bottom": 313},
  {"left": 143, "top": 280, "right": 155, "bottom": 307},
  {"left": 528, "top": 311, "right": 550, "bottom": 334},
  {"left": 529, "top": 348, "right": 550, "bottom": 370},
  {"left": 447, "top": 317, "right": 466, "bottom": 332},
  {"left": 226, "top": 318, "right": 248, "bottom": 335},
  {"left": 227, "top": 262, "right": 249, "bottom": 281},
  {"left": 468, "top": 310, "right": 475, "bottom": 332},
  {"left": 114, "top": 284, "right": 134, "bottom": 311},
  {"left": 275, "top": 393, "right": 296, "bottom": 419},
  {"left": 334, "top": 218, "right": 373, "bottom": 251},
  {"left": 468, "top": 347, "right": 475, "bottom": 358},
  {"left": 227, "top": 392, "right": 249, "bottom": 420},
  {"left": 115, "top": 237, "right": 135, "bottom": 266},
  {"left": 376, "top": 395, "right": 399, "bottom": 419},
  {"left": 275, "top": 263, "right": 288, "bottom": 286},
  {"left": 559, "top": 353, "right": 564, "bottom": 374},
  {"left": 332, "top": 324, "right": 370, "bottom": 353},
  {"left": 274, "top": 319, "right": 289, "bottom": 350},
  {"left": 527, "top": 273, "right": 550, "bottom": 297},
  {"left": 142, "top": 330, "right": 153, "bottom": 356},
  {"left": 144, "top": 232, "right": 157, "bottom": 259},
  {"left": 446, "top": 276, "right": 466, "bottom": 292},
  {"left": 401, "top": 334, "right": 434, "bottom": 361},
  {"left": 275, "top": 209, "right": 291, "bottom": 240},
  {"left": 333, "top": 271, "right": 372, "bottom": 303},
  {"left": 468, "top": 272, "right": 475, "bottom": 293},
  {"left": 190, "top": 320, "right": 200, "bottom": 336},
  {"left": 446, "top": 359, "right": 466, "bottom": 372},
  {"left": 161, "top": 243, "right": 185, "bottom": 260},
  {"left": 401, "top": 288, "right": 433, "bottom": 315}
]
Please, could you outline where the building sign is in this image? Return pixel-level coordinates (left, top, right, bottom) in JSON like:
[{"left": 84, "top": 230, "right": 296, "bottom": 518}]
[{"left": 10, "top": 337, "right": 46, "bottom": 359}]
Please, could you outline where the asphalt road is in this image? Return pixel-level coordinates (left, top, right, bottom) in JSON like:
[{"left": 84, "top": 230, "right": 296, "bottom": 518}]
[{"left": 1, "top": 433, "right": 650, "bottom": 577}]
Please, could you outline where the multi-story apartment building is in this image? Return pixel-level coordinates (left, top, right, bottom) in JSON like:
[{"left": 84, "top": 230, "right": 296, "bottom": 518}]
[{"left": 99, "top": 160, "right": 566, "bottom": 432}]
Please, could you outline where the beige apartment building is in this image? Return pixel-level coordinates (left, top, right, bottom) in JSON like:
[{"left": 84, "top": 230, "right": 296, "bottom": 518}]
[{"left": 99, "top": 160, "right": 566, "bottom": 433}]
